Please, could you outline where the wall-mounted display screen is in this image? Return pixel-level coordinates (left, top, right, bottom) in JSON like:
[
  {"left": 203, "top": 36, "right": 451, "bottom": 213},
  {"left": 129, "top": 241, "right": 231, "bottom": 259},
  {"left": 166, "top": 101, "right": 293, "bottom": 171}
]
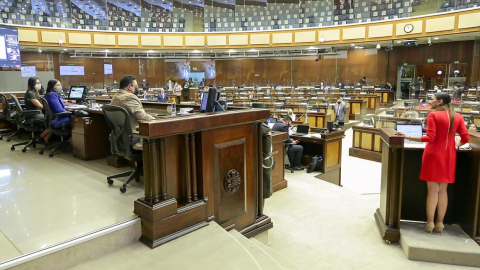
[
  {"left": 21, "top": 66, "right": 36, "bottom": 77},
  {"left": 0, "top": 26, "right": 21, "bottom": 68},
  {"left": 60, "top": 66, "right": 85, "bottom": 76},
  {"left": 104, "top": 64, "right": 113, "bottom": 75}
]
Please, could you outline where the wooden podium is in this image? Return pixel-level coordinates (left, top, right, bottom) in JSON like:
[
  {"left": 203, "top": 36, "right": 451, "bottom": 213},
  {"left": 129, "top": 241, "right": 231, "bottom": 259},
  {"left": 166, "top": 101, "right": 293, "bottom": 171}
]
[
  {"left": 134, "top": 108, "right": 273, "bottom": 247},
  {"left": 345, "top": 99, "right": 366, "bottom": 120},
  {"left": 375, "top": 129, "right": 480, "bottom": 244}
]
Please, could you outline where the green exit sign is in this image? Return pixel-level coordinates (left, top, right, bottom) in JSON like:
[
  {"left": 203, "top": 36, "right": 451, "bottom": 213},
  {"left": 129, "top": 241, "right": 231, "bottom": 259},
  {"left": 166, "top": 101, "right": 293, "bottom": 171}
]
[
  {"left": 427, "top": 58, "right": 434, "bottom": 63},
  {"left": 454, "top": 61, "right": 459, "bottom": 64},
  {"left": 192, "top": 67, "right": 197, "bottom": 71},
  {"left": 403, "top": 63, "right": 408, "bottom": 66}
]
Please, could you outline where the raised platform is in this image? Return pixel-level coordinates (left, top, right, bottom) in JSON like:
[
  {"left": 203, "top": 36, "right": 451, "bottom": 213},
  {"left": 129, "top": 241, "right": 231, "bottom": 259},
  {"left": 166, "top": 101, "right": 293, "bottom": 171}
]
[{"left": 400, "top": 222, "right": 480, "bottom": 268}]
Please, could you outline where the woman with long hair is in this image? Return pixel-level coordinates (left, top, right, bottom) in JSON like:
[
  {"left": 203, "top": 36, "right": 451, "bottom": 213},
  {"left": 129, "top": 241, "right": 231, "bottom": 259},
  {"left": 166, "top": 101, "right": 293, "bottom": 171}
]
[
  {"left": 287, "top": 109, "right": 296, "bottom": 121},
  {"left": 396, "top": 92, "right": 469, "bottom": 234},
  {"left": 25, "top": 76, "right": 51, "bottom": 141},
  {"left": 43, "top": 80, "right": 70, "bottom": 143}
]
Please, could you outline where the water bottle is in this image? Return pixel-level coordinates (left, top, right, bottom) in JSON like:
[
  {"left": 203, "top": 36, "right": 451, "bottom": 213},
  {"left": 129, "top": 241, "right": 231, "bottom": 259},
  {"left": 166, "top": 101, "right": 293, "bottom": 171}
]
[{"left": 171, "top": 103, "right": 176, "bottom": 117}]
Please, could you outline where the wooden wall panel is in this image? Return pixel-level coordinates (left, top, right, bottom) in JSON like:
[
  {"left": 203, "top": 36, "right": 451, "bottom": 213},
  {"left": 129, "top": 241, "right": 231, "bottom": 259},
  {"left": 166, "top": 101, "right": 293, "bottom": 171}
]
[
  {"left": 241, "top": 59, "right": 266, "bottom": 85},
  {"left": 112, "top": 58, "right": 140, "bottom": 82},
  {"left": 265, "top": 59, "right": 291, "bottom": 85},
  {"left": 425, "top": 16, "right": 455, "bottom": 33},
  {"left": 295, "top": 31, "right": 315, "bottom": 43},
  {"left": 83, "top": 58, "right": 105, "bottom": 88},
  {"left": 142, "top": 58, "right": 165, "bottom": 88},
  {"left": 458, "top": 12, "right": 480, "bottom": 29},
  {"left": 292, "top": 59, "right": 319, "bottom": 86},
  {"left": 216, "top": 59, "right": 241, "bottom": 86},
  {"left": 342, "top": 27, "right": 366, "bottom": 40},
  {"left": 346, "top": 49, "right": 379, "bottom": 85},
  {"left": 41, "top": 31, "right": 66, "bottom": 43},
  {"left": 385, "top": 41, "right": 474, "bottom": 85}
]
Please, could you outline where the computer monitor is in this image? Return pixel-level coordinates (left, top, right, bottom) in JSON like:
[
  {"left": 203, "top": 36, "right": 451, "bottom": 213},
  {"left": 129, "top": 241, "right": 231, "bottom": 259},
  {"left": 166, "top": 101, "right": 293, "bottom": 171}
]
[
  {"left": 200, "top": 87, "right": 219, "bottom": 112},
  {"left": 396, "top": 123, "right": 423, "bottom": 138},
  {"left": 68, "top": 86, "right": 87, "bottom": 101},
  {"left": 252, "top": 102, "right": 265, "bottom": 108},
  {"left": 363, "top": 118, "right": 374, "bottom": 127}
]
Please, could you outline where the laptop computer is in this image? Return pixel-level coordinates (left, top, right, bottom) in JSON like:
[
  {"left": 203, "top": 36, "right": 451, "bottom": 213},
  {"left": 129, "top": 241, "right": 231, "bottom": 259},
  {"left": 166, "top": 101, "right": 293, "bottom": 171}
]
[
  {"left": 396, "top": 123, "right": 423, "bottom": 144},
  {"left": 292, "top": 125, "right": 310, "bottom": 136}
]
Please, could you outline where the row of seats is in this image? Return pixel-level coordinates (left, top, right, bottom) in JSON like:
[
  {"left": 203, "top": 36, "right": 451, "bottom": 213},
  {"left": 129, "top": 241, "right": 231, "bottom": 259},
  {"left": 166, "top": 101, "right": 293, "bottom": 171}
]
[{"left": 437, "top": 0, "right": 480, "bottom": 12}]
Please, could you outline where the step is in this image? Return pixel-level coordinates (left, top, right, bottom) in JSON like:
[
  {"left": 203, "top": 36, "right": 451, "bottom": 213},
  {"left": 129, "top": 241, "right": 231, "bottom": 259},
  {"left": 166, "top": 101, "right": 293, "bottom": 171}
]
[
  {"left": 400, "top": 221, "right": 480, "bottom": 268},
  {"left": 229, "top": 230, "right": 284, "bottom": 270},
  {"left": 250, "top": 238, "right": 301, "bottom": 270},
  {"left": 70, "top": 222, "right": 262, "bottom": 270}
]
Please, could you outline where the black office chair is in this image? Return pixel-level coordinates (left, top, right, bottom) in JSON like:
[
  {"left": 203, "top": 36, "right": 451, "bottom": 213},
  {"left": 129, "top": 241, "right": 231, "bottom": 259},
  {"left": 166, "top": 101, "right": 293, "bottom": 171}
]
[
  {"left": 38, "top": 97, "right": 72, "bottom": 157},
  {"left": 284, "top": 143, "right": 294, "bottom": 173},
  {"left": 102, "top": 105, "right": 143, "bottom": 193},
  {"left": 10, "top": 94, "right": 45, "bottom": 152},
  {"left": 0, "top": 93, "right": 19, "bottom": 141}
]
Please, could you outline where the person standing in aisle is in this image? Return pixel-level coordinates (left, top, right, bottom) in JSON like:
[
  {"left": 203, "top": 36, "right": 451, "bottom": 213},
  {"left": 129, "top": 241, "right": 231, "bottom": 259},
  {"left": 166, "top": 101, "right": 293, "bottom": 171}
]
[
  {"left": 173, "top": 81, "right": 182, "bottom": 104},
  {"left": 182, "top": 79, "right": 190, "bottom": 102},
  {"left": 395, "top": 92, "right": 469, "bottom": 234}
]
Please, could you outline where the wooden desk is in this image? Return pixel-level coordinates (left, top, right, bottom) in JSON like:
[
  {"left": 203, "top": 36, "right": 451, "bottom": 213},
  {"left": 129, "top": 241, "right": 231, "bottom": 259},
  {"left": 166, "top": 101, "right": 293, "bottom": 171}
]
[
  {"left": 307, "top": 112, "right": 330, "bottom": 128},
  {"left": 271, "top": 131, "right": 288, "bottom": 192},
  {"left": 345, "top": 99, "right": 366, "bottom": 120},
  {"left": 133, "top": 108, "right": 273, "bottom": 247},
  {"left": 291, "top": 130, "right": 344, "bottom": 186},
  {"left": 71, "top": 113, "right": 110, "bottom": 160},
  {"left": 349, "top": 125, "right": 382, "bottom": 162},
  {"left": 374, "top": 129, "right": 479, "bottom": 244},
  {"left": 375, "top": 90, "right": 395, "bottom": 106}
]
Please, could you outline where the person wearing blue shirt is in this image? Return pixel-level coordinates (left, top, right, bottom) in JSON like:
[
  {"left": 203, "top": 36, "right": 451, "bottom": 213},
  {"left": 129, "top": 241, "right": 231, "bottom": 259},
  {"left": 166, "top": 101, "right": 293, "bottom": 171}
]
[
  {"left": 44, "top": 79, "right": 71, "bottom": 142},
  {"left": 157, "top": 88, "right": 168, "bottom": 103}
]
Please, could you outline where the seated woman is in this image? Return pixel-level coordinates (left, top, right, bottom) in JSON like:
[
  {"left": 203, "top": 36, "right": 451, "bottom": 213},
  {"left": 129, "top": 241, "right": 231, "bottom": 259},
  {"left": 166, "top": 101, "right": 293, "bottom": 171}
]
[
  {"left": 44, "top": 80, "right": 71, "bottom": 140},
  {"left": 468, "top": 123, "right": 477, "bottom": 132},
  {"left": 25, "top": 77, "right": 52, "bottom": 142}
]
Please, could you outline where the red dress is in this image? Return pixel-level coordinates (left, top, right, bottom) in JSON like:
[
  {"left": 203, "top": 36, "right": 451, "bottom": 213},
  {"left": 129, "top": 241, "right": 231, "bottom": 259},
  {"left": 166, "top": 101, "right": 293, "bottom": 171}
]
[{"left": 420, "top": 111, "right": 469, "bottom": 183}]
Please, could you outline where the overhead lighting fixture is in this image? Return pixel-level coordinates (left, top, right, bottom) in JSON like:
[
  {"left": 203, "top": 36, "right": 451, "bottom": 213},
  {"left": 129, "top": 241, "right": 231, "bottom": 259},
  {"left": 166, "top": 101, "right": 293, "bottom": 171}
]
[
  {"left": 351, "top": 44, "right": 355, "bottom": 46},
  {"left": 376, "top": 44, "right": 381, "bottom": 49},
  {"left": 250, "top": 49, "right": 257, "bottom": 52},
  {"left": 433, "top": 37, "right": 439, "bottom": 40},
  {"left": 308, "top": 46, "right": 316, "bottom": 50},
  {"left": 63, "top": 48, "right": 67, "bottom": 51},
  {"left": 192, "top": 50, "right": 200, "bottom": 53},
  {"left": 148, "top": 50, "right": 154, "bottom": 53},
  {"left": 228, "top": 49, "right": 236, "bottom": 52},
  {"left": 397, "top": 40, "right": 402, "bottom": 44},
  {"left": 105, "top": 49, "right": 109, "bottom": 52},
  {"left": 437, "top": 69, "right": 443, "bottom": 75}
]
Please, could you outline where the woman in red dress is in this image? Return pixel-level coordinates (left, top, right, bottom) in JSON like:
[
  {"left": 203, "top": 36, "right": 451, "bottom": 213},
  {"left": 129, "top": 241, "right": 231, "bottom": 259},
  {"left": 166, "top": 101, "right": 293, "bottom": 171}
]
[{"left": 396, "top": 92, "right": 469, "bottom": 233}]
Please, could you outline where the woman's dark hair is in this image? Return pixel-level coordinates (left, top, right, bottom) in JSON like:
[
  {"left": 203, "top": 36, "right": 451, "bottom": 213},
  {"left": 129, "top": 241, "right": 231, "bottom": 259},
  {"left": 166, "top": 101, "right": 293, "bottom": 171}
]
[
  {"left": 27, "top": 77, "right": 37, "bottom": 91},
  {"left": 46, "top": 79, "right": 59, "bottom": 95},
  {"left": 27, "top": 76, "right": 40, "bottom": 98},
  {"left": 433, "top": 92, "right": 455, "bottom": 134}
]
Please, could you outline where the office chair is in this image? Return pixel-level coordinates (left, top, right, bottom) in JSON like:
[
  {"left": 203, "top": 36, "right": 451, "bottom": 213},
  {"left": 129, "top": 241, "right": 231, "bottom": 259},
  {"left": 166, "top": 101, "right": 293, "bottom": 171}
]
[
  {"left": 102, "top": 105, "right": 143, "bottom": 193},
  {"left": 0, "top": 93, "right": 20, "bottom": 141},
  {"left": 284, "top": 143, "right": 294, "bottom": 173},
  {"left": 10, "top": 94, "right": 44, "bottom": 152},
  {"left": 38, "top": 97, "right": 72, "bottom": 157}
]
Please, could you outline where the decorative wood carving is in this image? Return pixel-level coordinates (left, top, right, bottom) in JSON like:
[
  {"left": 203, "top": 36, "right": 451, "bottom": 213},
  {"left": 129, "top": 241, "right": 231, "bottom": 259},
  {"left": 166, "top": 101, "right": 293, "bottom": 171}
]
[{"left": 224, "top": 169, "right": 242, "bottom": 193}]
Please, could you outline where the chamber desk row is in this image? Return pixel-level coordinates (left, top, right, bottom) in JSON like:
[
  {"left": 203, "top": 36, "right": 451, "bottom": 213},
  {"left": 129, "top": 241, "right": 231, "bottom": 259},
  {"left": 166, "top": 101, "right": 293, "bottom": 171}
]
[{"left": 375, "top": 129, "right": 480, "bottom": 244}]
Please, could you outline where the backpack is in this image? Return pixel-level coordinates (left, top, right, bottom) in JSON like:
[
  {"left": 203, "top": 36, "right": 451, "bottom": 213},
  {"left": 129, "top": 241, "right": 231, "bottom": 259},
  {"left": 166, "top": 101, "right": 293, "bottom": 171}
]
[{"left": 306, "top": 155, "right": 323, "bottom": 173}]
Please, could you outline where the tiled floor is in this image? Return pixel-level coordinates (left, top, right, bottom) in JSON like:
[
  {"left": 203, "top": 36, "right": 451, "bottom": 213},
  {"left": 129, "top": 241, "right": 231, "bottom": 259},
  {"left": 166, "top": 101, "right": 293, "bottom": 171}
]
[{"left": 0, "top": 137, "right": 143, "bottom": 262}]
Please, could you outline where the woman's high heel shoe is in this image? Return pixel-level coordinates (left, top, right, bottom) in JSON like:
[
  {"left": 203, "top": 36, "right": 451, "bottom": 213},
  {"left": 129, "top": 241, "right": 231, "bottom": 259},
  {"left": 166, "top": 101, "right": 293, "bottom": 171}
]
[
  {"left": 433, "top": 222, "right": 444, "bottom": 234},
  {"left": 424, "top": 222, "right": 435, "bottom": 233}
]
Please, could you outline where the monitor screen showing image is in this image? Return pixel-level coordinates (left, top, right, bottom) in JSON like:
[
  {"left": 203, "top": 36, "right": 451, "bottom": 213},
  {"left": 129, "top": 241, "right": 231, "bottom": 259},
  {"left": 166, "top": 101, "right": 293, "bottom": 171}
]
[
  {"left": 21, "top": 66, "right": 36, "bottom": 77},
  {"left": 68, "top": 86, "right": 86, "bottom": 99},
  {"left": 200, "top": 92, "right": 209, "bottom": 111},
  {"left": 104, "top": 64, "right": 113, "bottom": 75},
  {"left": 60, "top": 66, "right": 85, "bottom": 76},
  {"left": 0, "top": 26, "right": 21, "bottom": 68}
]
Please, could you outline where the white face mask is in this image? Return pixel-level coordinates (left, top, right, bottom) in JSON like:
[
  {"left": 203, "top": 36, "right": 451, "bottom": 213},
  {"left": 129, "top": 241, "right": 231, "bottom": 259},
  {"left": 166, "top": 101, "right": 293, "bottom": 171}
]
[
  {"left": 34, "top": 84, "right": 41, "bottom": 91},
  {"left": 55, "top": 85, "right": 63, "bottom": 94}
]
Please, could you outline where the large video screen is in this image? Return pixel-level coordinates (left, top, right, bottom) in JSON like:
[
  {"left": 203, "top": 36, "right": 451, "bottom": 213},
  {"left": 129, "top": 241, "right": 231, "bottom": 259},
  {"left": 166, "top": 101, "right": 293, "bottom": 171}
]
[
  {"left": 0, "top": 26, "right": 21, "bottom": 68},
  {"left": 60, "top": 66, "right": 85, "bottom": 76}
]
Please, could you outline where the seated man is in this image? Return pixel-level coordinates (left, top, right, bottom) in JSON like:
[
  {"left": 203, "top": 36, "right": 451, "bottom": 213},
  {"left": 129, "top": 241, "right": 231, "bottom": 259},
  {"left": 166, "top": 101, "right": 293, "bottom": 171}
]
[
  {"left": 111, "top": 74, "right": 155, "bottom": 132},
  {"left": 272, "top": 116, "right": 304, "bottom": 171},
  {"left": 157, "top": 88, "right": 168, "bottom": 103}
]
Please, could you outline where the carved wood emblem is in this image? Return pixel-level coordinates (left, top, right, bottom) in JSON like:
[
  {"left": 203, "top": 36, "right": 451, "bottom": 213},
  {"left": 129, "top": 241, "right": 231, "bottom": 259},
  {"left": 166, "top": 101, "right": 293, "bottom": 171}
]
[{"left": 224, "top": 169, "right": 241, "bottom": 193}]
